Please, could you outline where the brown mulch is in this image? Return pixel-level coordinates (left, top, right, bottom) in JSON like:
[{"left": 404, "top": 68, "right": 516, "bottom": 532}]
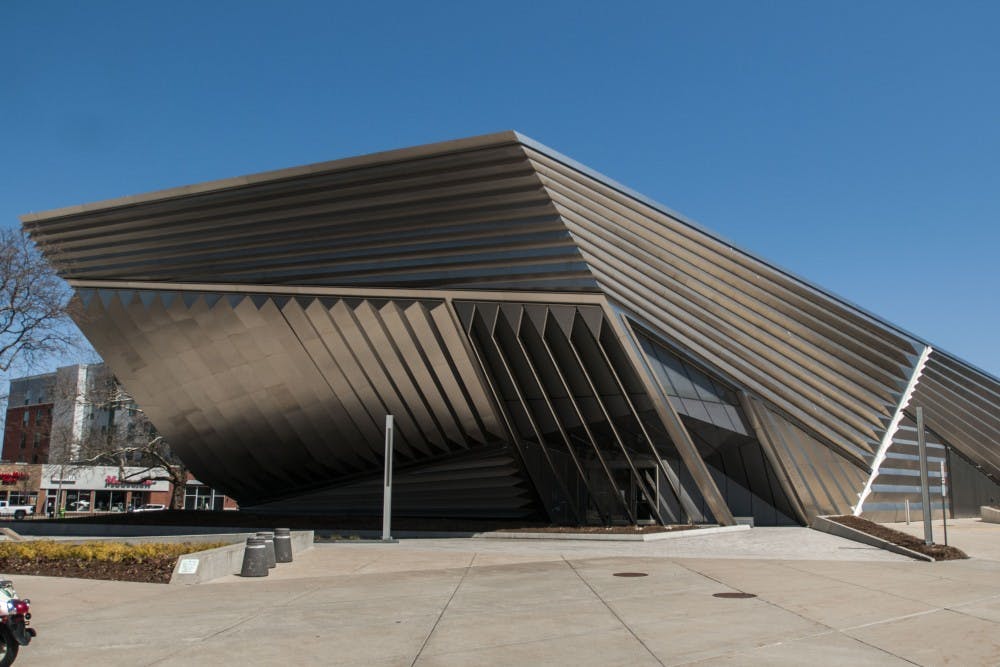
[
  {"left": 0, "top": 556, "right": 179, "bottom": 584},
  {"left": 830, "top": 515, "right": 968, "bottom": 560}
]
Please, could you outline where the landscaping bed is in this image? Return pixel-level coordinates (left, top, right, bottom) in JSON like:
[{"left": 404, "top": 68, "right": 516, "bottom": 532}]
[
  {"left": 830, "top": 515, "right": 967, "bottom": 560},
  {"left": 0, "top": 541, "right": 227, "bottom": 584}
]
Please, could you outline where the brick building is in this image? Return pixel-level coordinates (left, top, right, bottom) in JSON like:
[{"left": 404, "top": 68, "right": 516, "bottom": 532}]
[
  {"left": 2, "top": 370, "right": 59, "bottom": 464},
  {"left": 2, "top": 365, "right": 236, "bottom": 514},
  {"left": 1, "top": 363, "right": 147, "bottom": 464}
]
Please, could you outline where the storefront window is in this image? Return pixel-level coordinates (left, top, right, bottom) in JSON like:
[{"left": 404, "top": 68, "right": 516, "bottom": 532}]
[
  {"left": 128, "top": 492, "right": 149, "bottom": 510},
  {"left": 93, "top": 490, "right": 127, "bottom": 512},
  {"left": 7, "top": 493, "right": 35, "bottom": 506},
  {"left": 185, "top": 484, "right": 223, "bottom": 510},
  {"left": 64, "top": 489, "right": 91, "bottom": 511}
]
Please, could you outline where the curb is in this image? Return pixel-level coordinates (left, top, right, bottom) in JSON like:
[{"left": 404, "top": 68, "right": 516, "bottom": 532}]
[
  {"left": 810, "top": 515, "right": 933, "bottom": 562},
  {"left": 472, "top": 524, "right": 751, "bottom": 542}
]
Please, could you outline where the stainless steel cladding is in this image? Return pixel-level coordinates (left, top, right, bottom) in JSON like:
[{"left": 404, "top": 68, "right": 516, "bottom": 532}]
[{"left": 22, "top": 132, "right": 1000, "bottom": 524}]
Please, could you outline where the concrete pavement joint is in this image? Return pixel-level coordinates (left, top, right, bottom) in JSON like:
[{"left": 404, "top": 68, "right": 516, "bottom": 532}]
[
  {"left": 409, "top": 552, "right": 477, "bottom": 666},
  {"left": 780, "top": 559, "right": 1000, "bottom": 610},
  {"left": 144, "top": 612, "right": 262, "bottom": 666},
  {"left": 839, "top": 607, "right": 941, "bottom": 632},
  {"left": 673, "top": 627, "right": 923, "bottom": 667},
  {"left": 669, "top": 559, "right": 924, "bottom": 666},
  {"left": 561, "top": 556, "right": 665, "bottom": 667},
  {"left": 403, "top": 625, "right": 652, "bottom": 663}
]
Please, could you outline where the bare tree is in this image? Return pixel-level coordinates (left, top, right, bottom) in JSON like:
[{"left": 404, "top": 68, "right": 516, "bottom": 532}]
[
  {"left": 0, "top": 229, "right": 79, "bottom": 374},
  {"left": 51, "top": 365, "right": 189, "bottom": 509},
  {"left": 75, "top": 434, "right": 189, "bottom": 511}
]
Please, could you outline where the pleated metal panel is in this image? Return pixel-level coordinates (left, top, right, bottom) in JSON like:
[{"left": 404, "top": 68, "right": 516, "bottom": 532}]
[
  {"left": 21, "top": 131, "right": 1000, "bottom": 524},
  {"left": 910, "top": 350, "right": 1000, "bottom": 483},
  {"left": 71, "top": 287, "right": 508, "bottom": 506},
  {"left": 753, "top": 401, "right": 870, "bottom": 518},
  {"left": 251, "top": 448, "right": 541, "bottom": 519},
  {"left": 25, "top": 135, "right": 597, "bottom": 292},
  {"left": 525, "top": 147, "right": 923, "bottom": 465},
  {"left": 456, "top": 300, "right": 728, "bottom": 525}
]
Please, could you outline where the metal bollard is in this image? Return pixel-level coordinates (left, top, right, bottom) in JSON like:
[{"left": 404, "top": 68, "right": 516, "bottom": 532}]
[
  {"left": 240, "top": 537, "right": 269, "bottom": 577},
  {"left": 256, "top": 531, "right": 276, "bottom": 569},
  {"left": 274, "top": 527, "right": 293, "bottom": 563}
]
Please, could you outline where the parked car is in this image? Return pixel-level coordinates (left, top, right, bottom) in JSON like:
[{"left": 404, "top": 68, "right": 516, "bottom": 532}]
[
  {"left": 130, "top": 504, "right": 166, "bottom": 513},
  {"left": 67, "top": 500, "right": 90, "bottom": 511},
  {"left": 0, "top": 502, "right": 34, "bottom": 521}
]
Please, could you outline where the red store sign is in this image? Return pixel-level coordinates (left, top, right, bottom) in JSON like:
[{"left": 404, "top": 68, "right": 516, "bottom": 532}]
[
  {"left": 0, "top": 472, "right": 28, "bottom": 485},
  {"left": 104, "top": 475, "right": 154, "bottom": 489}
]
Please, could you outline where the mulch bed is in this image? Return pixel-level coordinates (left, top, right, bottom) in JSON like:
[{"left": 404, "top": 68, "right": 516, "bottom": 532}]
[
  {"left": 830, "top": 515, "right": 968, "bottom": 560},
  {"left": 0, "top": 556, "right": 180, "bottom": 584}
]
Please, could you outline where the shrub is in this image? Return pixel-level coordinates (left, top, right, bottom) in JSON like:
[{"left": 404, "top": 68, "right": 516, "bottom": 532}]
[{"left": 0, "top": 541, "right": 228, "bottom": 563}]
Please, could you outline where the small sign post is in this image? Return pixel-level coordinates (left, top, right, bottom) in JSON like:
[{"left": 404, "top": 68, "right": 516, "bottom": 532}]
[
  {"left": 940, "top": 459, "right": 949, "bottom": 546},
  {"left": 382, "top": 414, "right": 394, "bottom": 542}
]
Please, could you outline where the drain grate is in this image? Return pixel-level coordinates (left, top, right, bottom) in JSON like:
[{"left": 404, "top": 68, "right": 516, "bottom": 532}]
[
  {"left": 613, "top": 572, "right": 648, "bottom": 577},
  {"left": 713, "top": 592, "right": 757, "bottom": 599}
]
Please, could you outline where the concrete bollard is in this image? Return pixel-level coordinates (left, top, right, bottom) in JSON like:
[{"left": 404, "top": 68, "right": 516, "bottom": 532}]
[
  {"left": 274, "top": 528, "right": 293, "bottom": 563},
  {"left": 240, "top": 537, "right": 269, "bottom": 577},
  {"left": 256, "top": 531, "right": 276, "bottom": 569}
]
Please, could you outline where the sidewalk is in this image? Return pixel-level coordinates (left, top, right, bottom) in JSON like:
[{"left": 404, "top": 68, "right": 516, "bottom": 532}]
[
  {"left": 884, "top": 517, "right": 1000, "bottom": 561},
  {"left": 9, "top": 525, "right": 1000, "bottom": 665}
]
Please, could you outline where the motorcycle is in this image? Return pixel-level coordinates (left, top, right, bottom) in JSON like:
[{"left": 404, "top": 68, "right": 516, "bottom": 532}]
[{"left": 0, "top": 581, "right": 34, "bottom": 666}]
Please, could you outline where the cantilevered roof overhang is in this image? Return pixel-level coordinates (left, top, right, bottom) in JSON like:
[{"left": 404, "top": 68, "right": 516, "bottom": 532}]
[{"left": 22, "top": 131, "right": 1000, "bottom": 520}]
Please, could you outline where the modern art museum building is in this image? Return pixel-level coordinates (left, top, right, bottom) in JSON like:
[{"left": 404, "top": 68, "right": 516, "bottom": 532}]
[{"left": 23, "top": 132, "right": 1000, "bottom": 527}]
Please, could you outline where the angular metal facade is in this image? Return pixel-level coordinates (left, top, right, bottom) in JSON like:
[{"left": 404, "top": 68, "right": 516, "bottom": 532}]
[{"left": 23, "top": 131, "right": 1000, "bottom": 525}]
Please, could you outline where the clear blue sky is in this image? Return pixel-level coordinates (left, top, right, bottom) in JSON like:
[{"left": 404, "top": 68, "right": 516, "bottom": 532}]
[{"left": 3, "top": 1, "right": 998, "bottom": 376}]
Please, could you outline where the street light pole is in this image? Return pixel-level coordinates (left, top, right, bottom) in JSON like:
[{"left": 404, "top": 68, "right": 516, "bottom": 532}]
[{"left": 382, "top": 415, "right": 394, "bottom": 542}]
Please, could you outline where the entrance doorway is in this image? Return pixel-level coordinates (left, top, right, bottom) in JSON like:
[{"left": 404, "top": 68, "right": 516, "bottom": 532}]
[{"left": 613, "top": 466, "right": 658, "bottom": 524}]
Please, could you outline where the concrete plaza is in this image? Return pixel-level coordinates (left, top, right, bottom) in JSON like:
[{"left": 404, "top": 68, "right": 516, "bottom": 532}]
[{"left": 11, "top": 520, "right": 1000, "bottom": 666}]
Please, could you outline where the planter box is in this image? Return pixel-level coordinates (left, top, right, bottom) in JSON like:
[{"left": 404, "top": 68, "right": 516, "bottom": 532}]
[
  {"left": 811, "top": 515, "right": 932, "bottom": 562},
  {"left": 170, "top": 530, "right": 314, "bottom": 584}
]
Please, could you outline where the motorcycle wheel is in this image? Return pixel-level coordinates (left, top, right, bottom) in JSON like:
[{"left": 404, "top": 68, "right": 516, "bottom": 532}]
[{"left": 0, "top": 625, "right": 17, "bottom": 666}]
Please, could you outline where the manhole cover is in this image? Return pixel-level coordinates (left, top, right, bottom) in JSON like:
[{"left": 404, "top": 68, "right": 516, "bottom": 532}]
[
  {"left": 713, "top": 592, "right": 757, "bottom": 599},
  {"left": 613, "top": 572, "right": 648, "bottom": 577}
]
